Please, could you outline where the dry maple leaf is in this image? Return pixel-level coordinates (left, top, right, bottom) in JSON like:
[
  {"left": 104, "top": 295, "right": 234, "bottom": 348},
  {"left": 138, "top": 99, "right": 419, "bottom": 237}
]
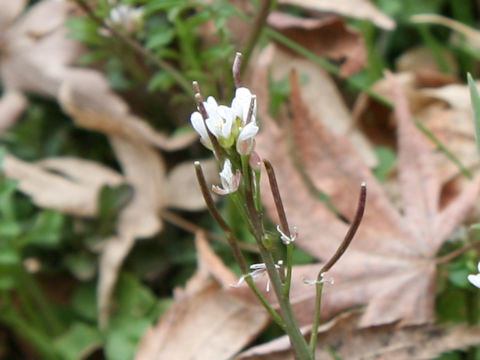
[
  {"left": 237, "top": 310, "right": 480, "bottom": 360},
  {"left": 136, "top": 232, "right": 268, "bottom": 360},
  {"left": 278, "top": 0, "right": 395, "bottom": 30},
  {"left": 250, "top": 67, "right": 480, "bottom": 327},
  {"left": 267, "top": 12, "right": 367, "bottom": 77}
]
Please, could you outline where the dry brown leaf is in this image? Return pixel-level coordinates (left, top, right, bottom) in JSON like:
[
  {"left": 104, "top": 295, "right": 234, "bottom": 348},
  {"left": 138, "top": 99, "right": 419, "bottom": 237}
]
[
  {"left": 278, "top": 0, "right": 395, "bottom": 30},
  {"left": 165, "top": 159, "right": 218, "bottom": 211},
  {"left": 0, "top": 0, "right": 27, "bottom": 35},
  {"left": 238, "top": 311, "right": 480, "bottom": 360},
  {"left": 0, "top": 91, "right": 27, "bottom": 134},
  {"left": 254, "top": 44, "right": 376, "bottom": 166},
  {"left": 0, "top": 0, "right": 83, "bottom": 96},
  {"left": 2, "top": 155, "right": 124, "bottom": 217},
  {"left": 250, "top": 69, "right": 480, "bottom": 328},
  {"left": 98, "top": 136, "right": 166, "bottom": 326},
  {"left": 136, "top": 232, "right": 268, "bottom": 360},
  {"left": 268, "top": 12, "right": 366, "bottom": 77},
  {"left": 59, "top": 74, "right": 196, "bottom": 152}
]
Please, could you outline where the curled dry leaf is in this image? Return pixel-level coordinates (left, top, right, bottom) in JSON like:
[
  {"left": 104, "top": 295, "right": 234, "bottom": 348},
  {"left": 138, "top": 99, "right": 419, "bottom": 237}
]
[
  {"left": 268, "top": 12, "right": 367, "bottom": 77},
  {"left": 0, "top": 91, "right": 27, "bottom": 134},
  {"left": 278, "top": 0, "right": 395, "bottom": 30},
  {"left": 250, "top": 68, "right": 480, "bottom": 328},
  {"left": 59, "top": 73, "right": 196, "bottom": 152},
  {"left": 136, "top": 232, "right": 268, "bottom": 360},
  {"left": 98, "top": 136, "right": 166, "bottom": 327},
  {"left": 238, "top": 310, "right": 480, "bottom": 360},
  {"left": 0, "top": 0, "right": 84, "bottom": 96},
  {"left": 2, "top": 155, "right": 125, "bottom": 217}
]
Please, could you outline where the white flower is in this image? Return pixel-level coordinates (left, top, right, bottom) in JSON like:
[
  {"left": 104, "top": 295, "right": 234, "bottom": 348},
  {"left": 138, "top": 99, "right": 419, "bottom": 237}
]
[
  {"left": 303, "top": 272, "right": 334, "bottom": 285},
  {"left": 231, "top": 88, "right": 258, "bottom": 155},
  {"left": 212, "top": 159, "right": 241, "bottom": 195},
  {"left": 468, "top": 262, "right": 480, "bottom": 288},
  {"left": 190, "top": 111, "right": 213, "bottom": 150},
  {"left": 108, "top": 4, "right": 144, "bottom": 32},
  {"left": 234, "top": 260, "right": 283, "bottom": 292},
  {"left": 231, "top": 87, "right": 256, "bottom": 124},
  {"left": 236, "top": 121, "right": 259, "bottom": 155},
  {"left": 276, "top": 225, "right": 297, "bottom": 245},
  {"left": 204, "top": 97, "right": 235, "bottom": 148}
]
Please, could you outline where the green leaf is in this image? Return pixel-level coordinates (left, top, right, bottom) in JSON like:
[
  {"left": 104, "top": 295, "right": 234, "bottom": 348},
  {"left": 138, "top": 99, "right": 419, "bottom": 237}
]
[
  {"left": 148, "top": 71, "right": 175, "bottom": 92},
  {"left": 26, "top": 210, "right": 64, "bottom": 246},
  {"left": 54, "top": 323, "right": 103, "bottom": 360},
  {"left": 467, "top": 73, "right": 480, "bottom": 157},
  {"left": 64, "top": 253, "right": 97, "bottom": 281},
  {"left": 98, "top": 184, "right": 134, "bottom": 223},
  {"left": 145, "top": 28, "right": 175, "bottom": 49},
  {"left": 105, "top": 318, "right": 150, "bottom": 360}
]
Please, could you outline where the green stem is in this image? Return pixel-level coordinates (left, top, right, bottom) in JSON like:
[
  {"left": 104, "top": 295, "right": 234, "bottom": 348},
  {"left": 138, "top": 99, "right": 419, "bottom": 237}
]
[
  {"left": 257, "top": 245, "right": 312, "bottom": 360},
  {"left": 309, "top": 282, "right": 324, "bottom": 356},
  {"left": 242, "top": 159, "right": 311, "bottom": 360},
  {"left": 309, "top": 183, "right": 366, "bottom": 355},
  {"left": 18, "top": 269, "right": 63, "bottom": 336},
  {"left": 74, "top": 0, "right": 192, "bottom": 95},
  {"left": 194, "top": 162, "right": 282, "bottom": 328},
  {"left": 0, "top": 310, "right": 60, "bottom": 359}
]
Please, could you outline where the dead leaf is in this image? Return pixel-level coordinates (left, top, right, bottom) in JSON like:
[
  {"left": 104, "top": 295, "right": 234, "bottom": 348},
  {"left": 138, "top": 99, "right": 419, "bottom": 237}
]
[
  {"left": 165, "top": 159, "right": 218, "bottom": 211},
  {"left": 0, "top": 0, "right": 84, "bottom": 96},
  {"left": 0, "top": 0, "right": 27, "bottom": 31},
  {"left": 278, "top": 0, "right": 395, "bottom": 30},
  {"left": 238, "top": 311, "right": 480, "bottom": 359},
  {"left": 97, "top": 136, "right": 166, "bottom": 327},
  {"left": 250, "top": 68, "right": 480, "bottom": 328},
  {"left": 0, "top": 91, "right": 27, "bottom": 134},
  {"left": 136, "top": 232, "right": 268, "bottom": 360},
  {"left": 2, "top": 155, "right": 124, "bottom": 217},
  {"left": 254, "top": 43, "right": 376, "bottom": 166},
  {"left": 267, "top": 12, "right": 367, "bottom": 77},
  {"left": 59, "top": 74, "right": 197, "bottom": 152}
]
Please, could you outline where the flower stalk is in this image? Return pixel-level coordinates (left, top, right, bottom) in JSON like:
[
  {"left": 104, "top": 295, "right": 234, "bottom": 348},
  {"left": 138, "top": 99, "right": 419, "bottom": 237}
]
[
  {"left": 191, "top": 53, "right": 365, "bottom": 360},
  {"left": 309, "top": 182, "right": 367, "bottom": 356}
]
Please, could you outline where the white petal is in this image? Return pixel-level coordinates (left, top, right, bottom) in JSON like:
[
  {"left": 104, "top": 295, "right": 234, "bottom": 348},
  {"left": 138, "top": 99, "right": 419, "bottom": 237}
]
[
  {"left": 238, "top": 122, "right": 259, "bottom": 142},
  {"left": 212, "top": 185, "right": 230, "bottom": 195},
  {"left": 232, "top": 87, "right": 254, "bottom": 122},
  {"left": 190, "top": 112, "right": 207, "bottom": 137},
  {"left": 477, "top": 261, "right": 480, "bottom": 273},
  {"left": 468, "top": 274, "right": 480, "bottom": 288}
]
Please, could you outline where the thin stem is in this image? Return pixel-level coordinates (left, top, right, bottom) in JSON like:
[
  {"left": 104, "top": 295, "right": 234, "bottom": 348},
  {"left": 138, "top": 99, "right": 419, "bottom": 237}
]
[
  {"left": 309, "top": 182, "right": 367, "bottom": 356},
  {"left": 436, "top": 239, "right": 480, "bottom": 264},
  {"left": 73, "top": 0, "right": 192, "bottom": 95},
  {"left": 263, "top": 160, "right": 294, "bottom": 297},
  {"left": 241, "top": 0, "right": 275, "bottom": 74},
  {"left": 16, "top": 267, "right": 63, "bottom": 336},
  {"left": 194, "top": 162, "right": 246, "bottom": 272},
  {"left": 194, "top": 162, "right": 283, "bottom": 326},
  {"left": 159, "top": 209, "right": 259, "bottom": 253},
  {"left": 241, "top": 159, "right": 311, "bottom": 360}
]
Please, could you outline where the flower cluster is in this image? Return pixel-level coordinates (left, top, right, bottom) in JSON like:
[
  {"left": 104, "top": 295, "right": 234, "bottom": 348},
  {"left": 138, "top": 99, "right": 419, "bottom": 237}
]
[{"left": 190, "top": 87, "right": 259, "bottom": 156}]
